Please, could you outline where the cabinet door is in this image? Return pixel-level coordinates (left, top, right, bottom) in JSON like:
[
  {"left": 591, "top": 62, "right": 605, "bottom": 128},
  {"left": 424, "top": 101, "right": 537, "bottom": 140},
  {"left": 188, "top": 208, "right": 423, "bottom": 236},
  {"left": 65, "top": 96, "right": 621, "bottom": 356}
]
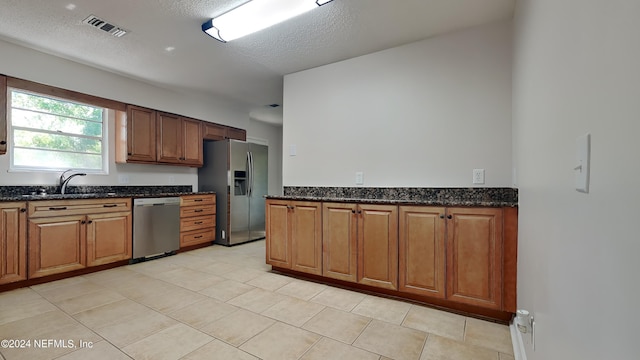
[
  {"left": 291, "top": 202, "right": 322, "bottom": 276},
  {"left": 226, "top": 128, "right": 246, "bottom": 141},
  {"left": 358, "top": 204, "right": 398, "bottom": 290},
  {"left": 0, "top": 75, "right": 6, "bottom": 155},
  {"left": 181, "top": 118, "right": 203, "bottom": 165},
  {"left": 399, "top": 206, "right": 445, "bottom": 298},
  {"left": 86, "top": 211, "right": 132, "bottom": 267},
  {"left": 203, "top": 122, "right": 226, "bottom": 141},
  {"left": 126, "top": 105, "right": 157, "bottom": 162},
  {"left": 157, "top": 112, "right": 182, "bottom": 163},
  {"left": 322, "top": 203, "right": 358, "bottom": 282},
  {"left": 446, "top": 207, "right": 503, "bottom": 310},
  {"left": 0, "top": 203, "right": 27, "bottom": 284},
  {"left": 28, "top": 216, "right": 86, "bottom": 278},
  {"left": 266, "top": 200, "right": 291, "bottom": 268}
]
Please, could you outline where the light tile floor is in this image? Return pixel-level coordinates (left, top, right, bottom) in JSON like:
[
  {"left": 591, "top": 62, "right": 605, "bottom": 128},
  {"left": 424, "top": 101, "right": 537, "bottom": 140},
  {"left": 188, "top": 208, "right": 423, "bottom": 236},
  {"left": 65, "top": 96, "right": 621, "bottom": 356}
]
[{"left": 0, "top": 240, "right": 514, "bottom": 360}]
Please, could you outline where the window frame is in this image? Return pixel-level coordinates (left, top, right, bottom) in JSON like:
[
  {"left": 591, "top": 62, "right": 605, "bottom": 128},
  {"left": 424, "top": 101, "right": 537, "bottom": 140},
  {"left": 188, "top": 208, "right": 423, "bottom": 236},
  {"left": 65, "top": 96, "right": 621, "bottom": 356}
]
[{"left": 7, "top": 87, "right": 109, "bottom": 174}]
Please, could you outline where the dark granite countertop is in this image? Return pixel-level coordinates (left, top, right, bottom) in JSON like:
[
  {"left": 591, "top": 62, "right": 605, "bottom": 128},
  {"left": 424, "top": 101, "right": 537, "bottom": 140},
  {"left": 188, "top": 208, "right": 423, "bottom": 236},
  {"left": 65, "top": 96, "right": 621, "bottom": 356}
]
[
  {"left": 0, "top": 185, "right": 214, "bottom": 202},
  {"left": 265, "top": 195, "right": 515, "bottom": 207},
  {"left": 266, "top": 187, "right": 518, "bottom": 207}
]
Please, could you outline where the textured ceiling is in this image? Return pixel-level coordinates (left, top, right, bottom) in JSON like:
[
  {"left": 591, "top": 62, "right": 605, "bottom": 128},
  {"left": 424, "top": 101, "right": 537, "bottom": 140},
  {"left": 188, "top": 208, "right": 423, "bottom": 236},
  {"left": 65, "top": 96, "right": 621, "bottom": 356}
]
[{"left": 0, "top": 0, "right": 514, "bottom": 124}]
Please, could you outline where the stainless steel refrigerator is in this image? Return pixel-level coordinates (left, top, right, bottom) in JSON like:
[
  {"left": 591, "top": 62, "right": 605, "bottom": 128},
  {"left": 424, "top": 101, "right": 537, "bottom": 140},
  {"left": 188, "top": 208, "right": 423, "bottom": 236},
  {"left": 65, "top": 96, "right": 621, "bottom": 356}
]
[{"left": 198, "top": 139, "right": 268, "bottom": 246}]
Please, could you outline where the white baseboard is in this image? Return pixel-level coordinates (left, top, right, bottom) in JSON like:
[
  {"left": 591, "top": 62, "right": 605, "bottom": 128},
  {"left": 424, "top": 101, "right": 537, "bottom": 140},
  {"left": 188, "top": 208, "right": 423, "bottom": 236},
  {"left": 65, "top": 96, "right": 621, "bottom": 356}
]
[{"left": 510, "top": 322, "right": 527, "bottom": 360}]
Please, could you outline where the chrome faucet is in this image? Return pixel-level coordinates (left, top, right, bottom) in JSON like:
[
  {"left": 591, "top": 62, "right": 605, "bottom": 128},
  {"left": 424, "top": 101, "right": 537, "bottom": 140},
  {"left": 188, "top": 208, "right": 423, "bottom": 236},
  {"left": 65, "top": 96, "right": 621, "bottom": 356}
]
[{"left": 59, "top": 169, "right": 87, "bottom": 194}]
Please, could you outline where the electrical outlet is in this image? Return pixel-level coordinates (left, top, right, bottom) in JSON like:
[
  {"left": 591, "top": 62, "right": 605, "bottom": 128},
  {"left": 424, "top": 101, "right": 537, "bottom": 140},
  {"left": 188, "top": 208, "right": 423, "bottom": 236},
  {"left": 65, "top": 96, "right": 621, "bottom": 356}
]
[
  {"left": 168, "top": 176, "right": 176, "bottom": 184},
  {"left": 118, "top": 175, "right": 130, "bottom": 184},
  {"left": 355, "top": 172, "right": 364, "bottom": 185},
  {"left": 473, "top": 169, "right": 485, "bottom": 184}
]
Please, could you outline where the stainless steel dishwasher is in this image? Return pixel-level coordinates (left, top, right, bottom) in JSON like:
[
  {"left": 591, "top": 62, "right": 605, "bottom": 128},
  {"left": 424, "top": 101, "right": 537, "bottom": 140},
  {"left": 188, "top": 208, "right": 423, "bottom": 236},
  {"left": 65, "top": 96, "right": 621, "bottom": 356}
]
[{"left": 132, "top": 197, "right": 180, "bottom": 262}]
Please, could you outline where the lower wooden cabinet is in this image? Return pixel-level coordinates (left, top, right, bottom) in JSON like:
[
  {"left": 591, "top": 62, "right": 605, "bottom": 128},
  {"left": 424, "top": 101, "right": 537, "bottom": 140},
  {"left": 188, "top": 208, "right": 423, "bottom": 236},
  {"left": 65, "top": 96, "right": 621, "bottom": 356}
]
[
  {"left": 28, "top": 215, "right": 86, "bottom": 278},
  {"left": 322, "top": 203, "right": 357, "bottom": 282},
  {"left": 180, "top": 194, "right": 216, "bottom": 248},
  {"left": 399, "top": 206, "right": 504, "bottom": 309},
  {"left": 446, "top": 207, "right": 503, "bottom": 310},
  {"left": 86, "top": 211, "right": 132, "bottom": 266},
  {"left": 27, "top": 199, "right": 132, "bottom": 279},
  {"left": 357, "top": 204, "right": 398, "bottom": 290},
  {"left": 268, "top": 198, "right": 517, "bottom": 316},
  {"left": 266, "top": 200, "right": 322, "bottom": 276},
  {"left": 0, "top": 202, "right": 27, "bottom": 285},
  {"left": 399, "top": 206, "right": 446, "bottom": 298},
  {"left": 322, "top": 203, "right": 398, "bottom": 290},
  {"left": 291, "top": 202, "right": 322, "bottom": 275}
]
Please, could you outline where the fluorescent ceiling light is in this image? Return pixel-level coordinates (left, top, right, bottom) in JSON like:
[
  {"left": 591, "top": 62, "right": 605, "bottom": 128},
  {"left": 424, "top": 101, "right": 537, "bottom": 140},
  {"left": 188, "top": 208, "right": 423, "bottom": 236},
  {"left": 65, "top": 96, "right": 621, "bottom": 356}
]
[{"left": 202, "top": 0, "right": 334, "bottom": 42}]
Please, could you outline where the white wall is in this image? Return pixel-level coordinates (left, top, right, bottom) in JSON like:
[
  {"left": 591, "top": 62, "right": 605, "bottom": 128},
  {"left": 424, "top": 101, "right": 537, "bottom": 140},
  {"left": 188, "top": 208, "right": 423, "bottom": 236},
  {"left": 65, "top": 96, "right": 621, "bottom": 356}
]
[
  {"left": 248, "top": 119, "right": 283, "bottom": 196},
  {"left": 283, "top": 20, "right": 512, "bottom": 187},
  {"left": 513, "top": 0, "right": 640, "bottom": 358},
  {"left": 0, "top": 39, "right": 281, "bottom": 190}
]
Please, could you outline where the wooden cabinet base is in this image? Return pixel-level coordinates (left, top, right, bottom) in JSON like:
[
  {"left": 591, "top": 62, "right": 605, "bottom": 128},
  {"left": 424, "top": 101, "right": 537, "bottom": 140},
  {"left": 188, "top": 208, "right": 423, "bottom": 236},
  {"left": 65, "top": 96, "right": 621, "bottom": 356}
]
[
  {"left": 272, "top": 266, "right": 513, "bottom": 323},
  {"left": 0, "top": 260, "right": 130, "bottom": 293}
]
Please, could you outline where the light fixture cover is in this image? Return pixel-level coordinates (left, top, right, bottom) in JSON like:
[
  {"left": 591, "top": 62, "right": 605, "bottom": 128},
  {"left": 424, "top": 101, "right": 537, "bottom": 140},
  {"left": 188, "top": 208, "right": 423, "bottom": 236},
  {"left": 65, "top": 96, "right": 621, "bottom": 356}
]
[{"left": 202, "top": 0, "right": 334, "bottom": 42}]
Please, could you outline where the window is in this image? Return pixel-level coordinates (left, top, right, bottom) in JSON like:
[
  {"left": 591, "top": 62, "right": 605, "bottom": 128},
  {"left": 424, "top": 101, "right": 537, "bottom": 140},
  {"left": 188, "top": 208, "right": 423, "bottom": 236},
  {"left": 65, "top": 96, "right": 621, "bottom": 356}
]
[{"left": 8, "top": 88, "right": 107, "bottom": 173}]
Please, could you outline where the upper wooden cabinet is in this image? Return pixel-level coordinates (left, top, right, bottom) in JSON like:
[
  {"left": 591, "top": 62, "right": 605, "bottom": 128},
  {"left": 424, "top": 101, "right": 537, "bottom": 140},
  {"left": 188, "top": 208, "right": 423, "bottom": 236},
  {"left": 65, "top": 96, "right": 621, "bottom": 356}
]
[
  {"left": 203, "top": 122, "right": 247, "bottom": 141},
  {"left": 117, "top": 105, "right": 244, "bottom": 167},
  {"left": 156, "top": 112, "right": 181, "bottom": 163},
  {"left": 226, "top": 127, "right": 246, "bottom": 141},
  {"left": 399, "top": 206, "right": 446, "bottom": 299},
  {"left": 202, "top": 122, "right": 227, "bottom": 141},
  {"left": 124, "top": 105, "right": 157, "bottom": 163},
  {"left": 0, "top": 75, "right": 7, "bottom": 155},
  {"left": 182, "top": 118, "right": 203, "bottom": 164},
  {"left": 157, "top": 113, "right": 203, "bottom": 166},
  {"left": 0, "top": 202, "right": 27, "bottom": 285},
  {"left": 446, "top": 207, "right": 503, "bottom": 310}
]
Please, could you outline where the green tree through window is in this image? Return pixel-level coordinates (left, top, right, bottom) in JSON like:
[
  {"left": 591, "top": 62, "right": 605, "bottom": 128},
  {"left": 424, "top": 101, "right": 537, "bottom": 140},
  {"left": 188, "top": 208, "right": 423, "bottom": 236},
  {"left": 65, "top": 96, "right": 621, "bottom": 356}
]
[{"left": 9, "top": 89, "right": 106, "bottom": 172}]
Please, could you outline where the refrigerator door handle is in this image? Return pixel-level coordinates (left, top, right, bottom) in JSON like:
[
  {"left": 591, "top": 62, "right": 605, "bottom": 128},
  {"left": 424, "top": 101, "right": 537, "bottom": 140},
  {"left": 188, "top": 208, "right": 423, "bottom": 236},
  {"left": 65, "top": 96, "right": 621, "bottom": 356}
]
[
  {"left": 245, "top": 151, "right": 251, "bottom": 197},
  {"left": 246, "top": 151, "right": 251, "bottom": 197},
  {"left": 248, "top": 151, "right": 254, "bottom": 197}
]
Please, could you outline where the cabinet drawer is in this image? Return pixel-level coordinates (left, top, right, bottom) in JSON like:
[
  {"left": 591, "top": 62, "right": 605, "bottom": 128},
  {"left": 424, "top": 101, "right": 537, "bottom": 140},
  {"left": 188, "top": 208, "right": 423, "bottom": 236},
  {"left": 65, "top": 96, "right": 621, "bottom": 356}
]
[
  {"left": 180, "top": 215, "right": 215, "bottom": 232},
  {"left": 180, "top": 194, "right": 215, "bottom": 207},
  {"left": 180, "top": 205, "right": 215, "bottom": 218},
  {"left": 28, "top": 198, "right": 131, "bottom": 218},
  {"left": 180, "top": 228, "right": 215, "bottom": 247}
]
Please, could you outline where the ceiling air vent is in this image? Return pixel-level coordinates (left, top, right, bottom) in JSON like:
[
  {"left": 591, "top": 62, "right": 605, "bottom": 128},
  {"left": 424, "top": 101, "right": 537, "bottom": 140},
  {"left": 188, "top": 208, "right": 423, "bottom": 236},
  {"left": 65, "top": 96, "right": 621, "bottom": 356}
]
[{"left": 82, "top": 15, "right": 128, "bottom": 37}]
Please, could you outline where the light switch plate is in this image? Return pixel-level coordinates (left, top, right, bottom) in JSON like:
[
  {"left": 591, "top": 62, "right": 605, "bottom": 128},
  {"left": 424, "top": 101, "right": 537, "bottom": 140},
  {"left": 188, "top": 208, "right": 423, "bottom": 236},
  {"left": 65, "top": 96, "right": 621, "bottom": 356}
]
[
  {"left": 575, "top": 133, "right": 590, "bottom": 193},
  {"left": 118, "top": 175, "right": 129, "bottom": 184},
  {"left": 289, "top": 144, "right": 297, "bottom": 156}
]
